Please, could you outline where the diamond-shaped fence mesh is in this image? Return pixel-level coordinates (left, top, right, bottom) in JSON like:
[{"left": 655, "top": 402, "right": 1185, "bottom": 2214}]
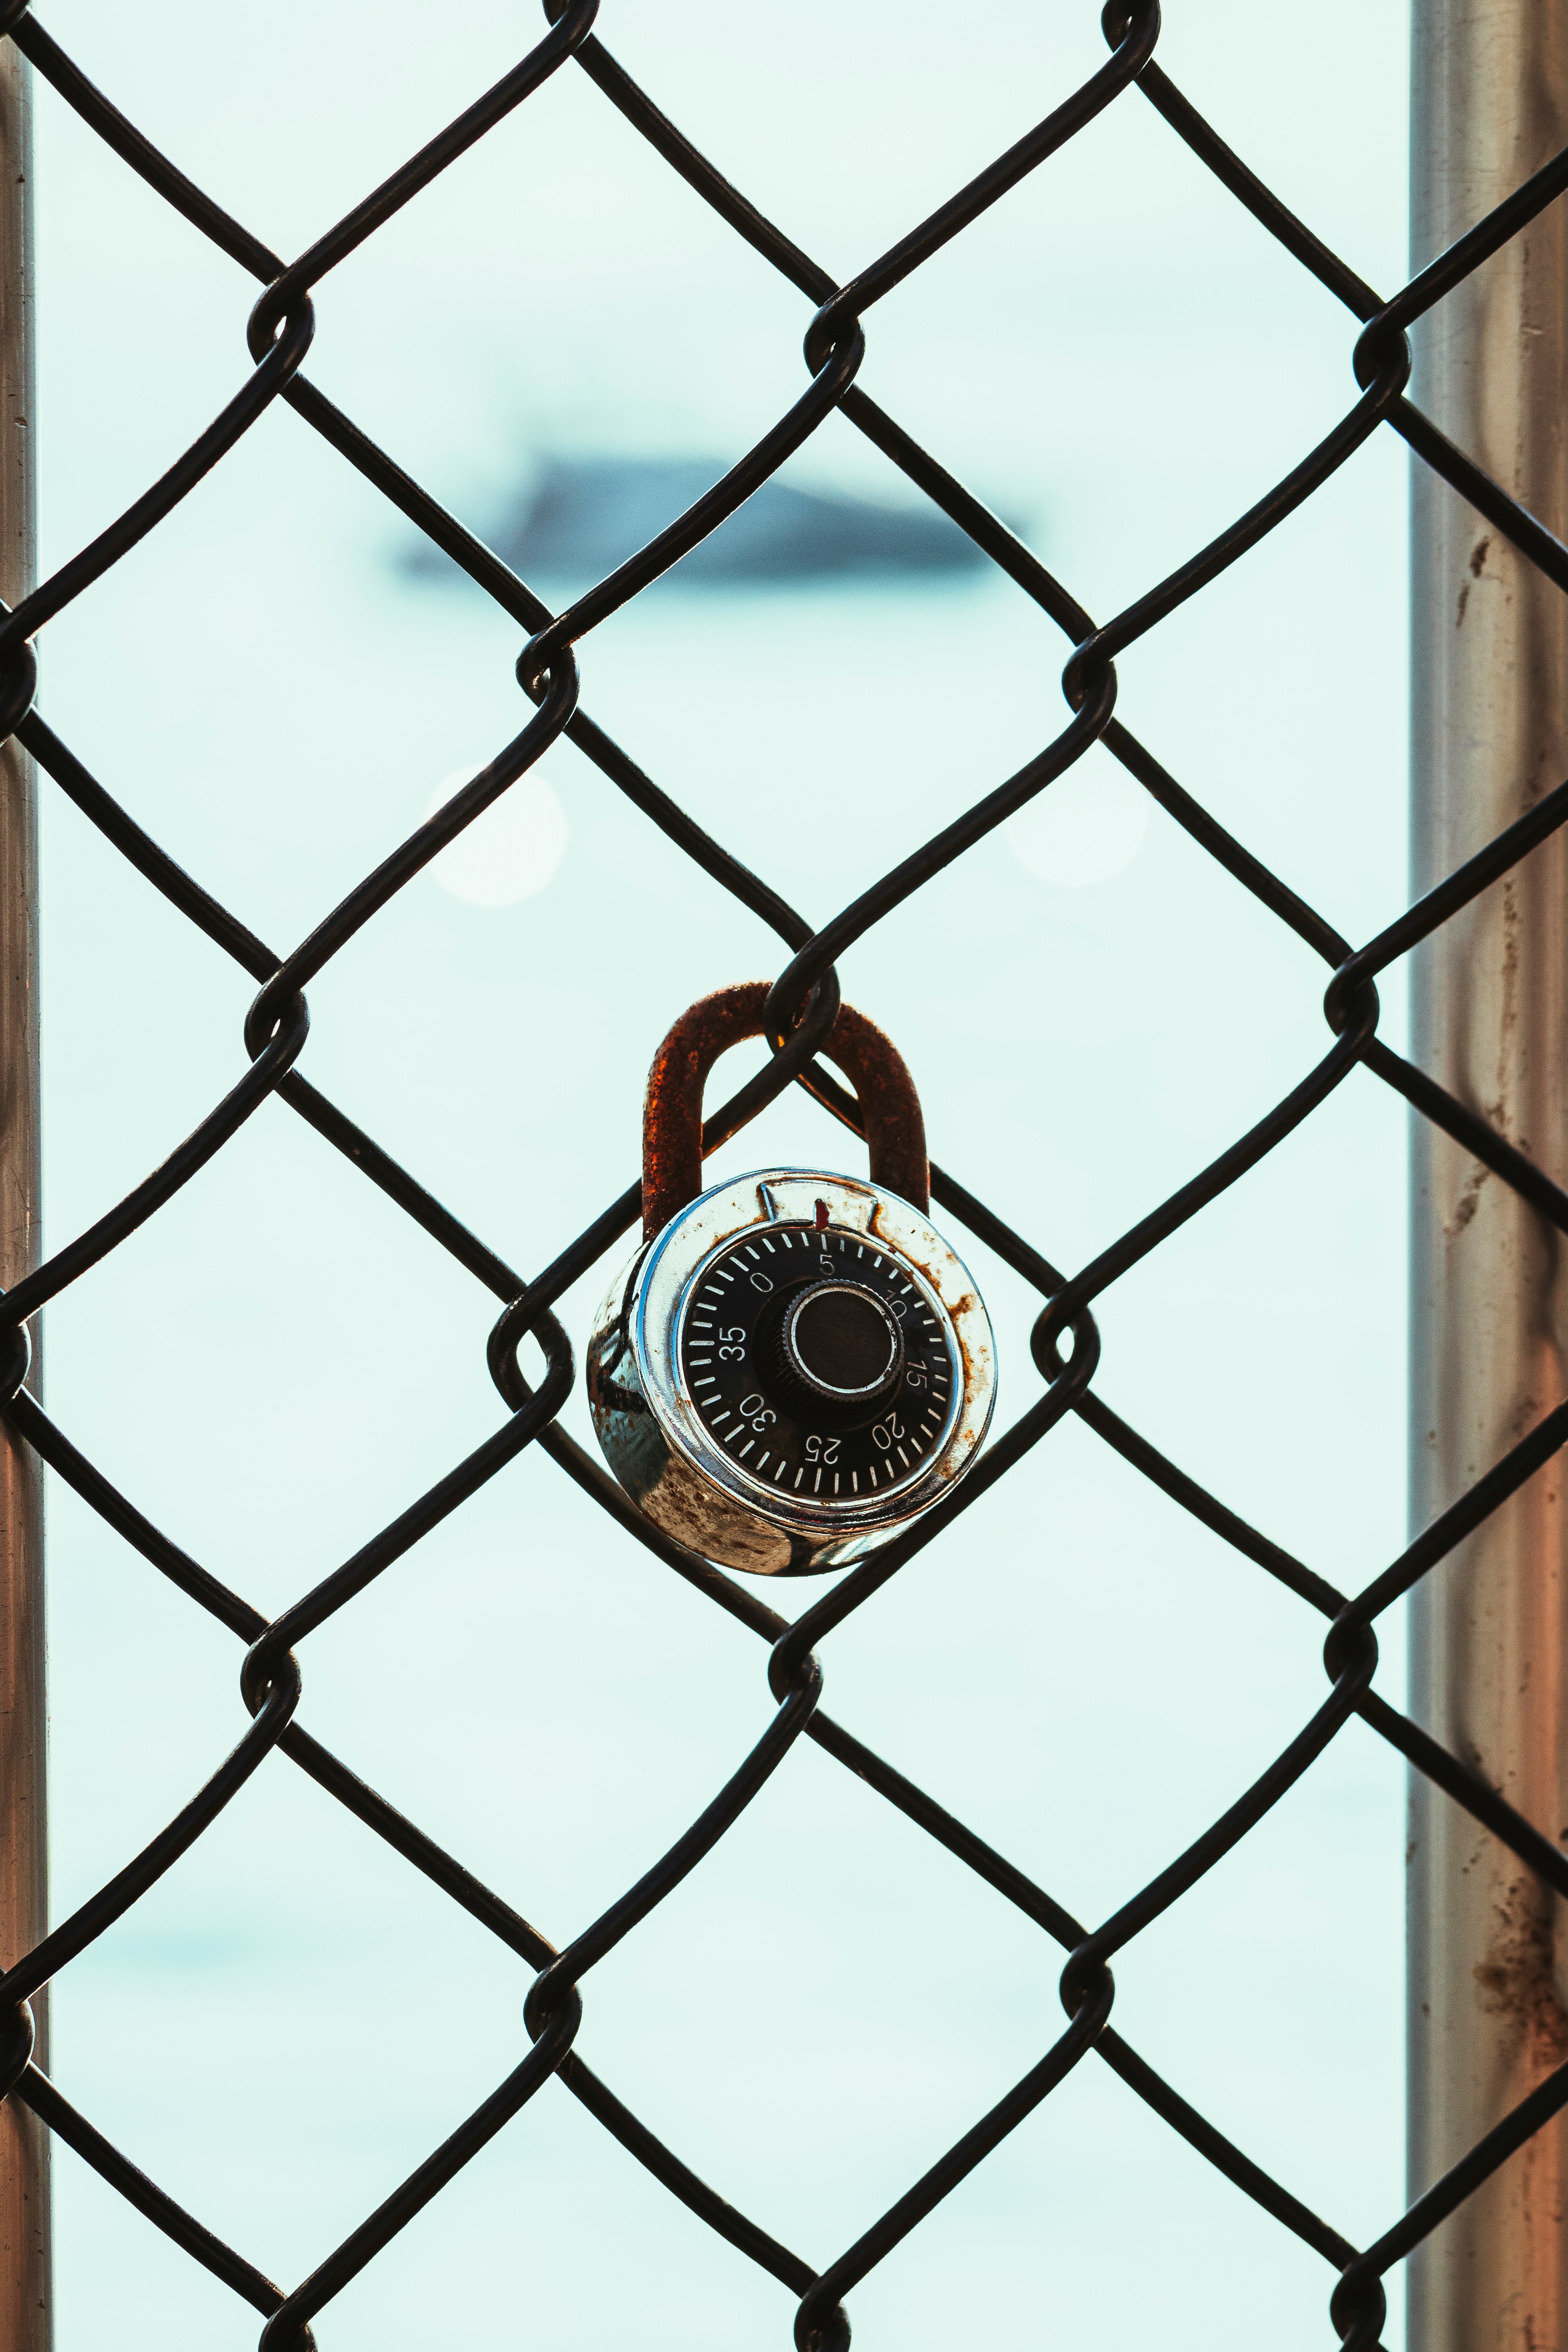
[{"left": 3, "top": 2, "right": 1566, "bottom": 2345}]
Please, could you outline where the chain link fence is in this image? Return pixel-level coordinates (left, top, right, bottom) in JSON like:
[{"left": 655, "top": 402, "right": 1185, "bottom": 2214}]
[{"left": 4, "top": 1, "right": 1567, "bottom": 2344}]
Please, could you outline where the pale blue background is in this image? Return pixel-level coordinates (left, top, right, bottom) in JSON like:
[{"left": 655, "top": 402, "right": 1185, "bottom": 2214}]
[{"left": 32, "top": 3, "right": 1410, "bottom": 2345}]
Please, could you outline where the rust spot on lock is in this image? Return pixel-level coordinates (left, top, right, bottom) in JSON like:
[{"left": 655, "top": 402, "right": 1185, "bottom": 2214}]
[{"left": 640, "top": 981, "right": 929, "bottom": 1238}]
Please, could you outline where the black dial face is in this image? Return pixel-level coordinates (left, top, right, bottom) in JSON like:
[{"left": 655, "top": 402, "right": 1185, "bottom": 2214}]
[{"left": 677, "top": 1222, "right": 956, "bottom": 1506}]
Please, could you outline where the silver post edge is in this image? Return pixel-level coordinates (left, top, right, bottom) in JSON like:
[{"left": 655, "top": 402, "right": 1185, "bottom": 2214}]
[{"left": 0, "top": 33, "right": 44, "bottom": 2350}]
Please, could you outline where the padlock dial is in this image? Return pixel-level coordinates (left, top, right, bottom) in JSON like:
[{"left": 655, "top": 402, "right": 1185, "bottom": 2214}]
[
  {"left": 777, "top": 1282, "right": 905, "bottom": 1410},
  {"left": 678, "top": 1222, "right": 955, "bottom": 1503},
  {"left": 589, "top": 1167, "right": 995, "bottom": 1575}
]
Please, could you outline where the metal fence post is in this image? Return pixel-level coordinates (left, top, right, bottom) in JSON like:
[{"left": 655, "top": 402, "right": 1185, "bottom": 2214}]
[
  {"left": 0, "top": 36, "right": 45, "bottom": 2352},
  {"left": 1409, "top": 6, "right": 1568, "bottom": 2345}
]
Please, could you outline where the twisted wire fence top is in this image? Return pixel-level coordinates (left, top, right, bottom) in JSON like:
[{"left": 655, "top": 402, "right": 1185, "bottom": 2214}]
[{"left": 8, "top": 0, "right": 1563, "bottom": 2343}]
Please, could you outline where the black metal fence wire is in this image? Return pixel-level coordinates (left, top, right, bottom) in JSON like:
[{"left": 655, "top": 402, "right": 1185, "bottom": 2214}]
[{"left": 4, "top": 2, "right": 1568, "bottom": 2343}]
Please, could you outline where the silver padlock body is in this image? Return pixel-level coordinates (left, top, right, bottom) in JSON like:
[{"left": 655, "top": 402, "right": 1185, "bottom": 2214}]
[{"left": 586, "top": 1169, "right": 996, "bottom": 1576}]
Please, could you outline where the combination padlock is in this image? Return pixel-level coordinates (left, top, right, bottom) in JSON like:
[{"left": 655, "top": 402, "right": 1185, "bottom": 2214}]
[{"left": 586, "top": 982, "right": 996, "bottom": 1576}]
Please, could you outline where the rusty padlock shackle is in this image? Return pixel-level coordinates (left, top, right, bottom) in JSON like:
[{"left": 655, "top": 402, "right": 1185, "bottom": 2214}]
[{"left": 640, "top": 981, "right": 930, "bottom": 1239}]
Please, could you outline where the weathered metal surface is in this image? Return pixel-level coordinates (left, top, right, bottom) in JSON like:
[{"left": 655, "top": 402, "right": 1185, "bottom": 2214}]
[
  {"left": 640, "top": 980, "right": 930, "bottom": 1239},
  {"left": 1409, "top": 4, "right": 1568, "bottom": 2342}
]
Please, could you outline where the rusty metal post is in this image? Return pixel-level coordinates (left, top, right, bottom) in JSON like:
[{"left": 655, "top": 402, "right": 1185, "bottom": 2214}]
[
  {"left": 0, "top": 35, "right": 45, "bottom": 2352},
  {"left": 1408, "top": 6, "right": 1568, "bottom": 2345}
]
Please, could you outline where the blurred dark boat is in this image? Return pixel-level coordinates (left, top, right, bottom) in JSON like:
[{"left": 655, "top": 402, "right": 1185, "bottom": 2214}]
[{"left": 402, "top": 452, "right": 1004, "bottom": 590}]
